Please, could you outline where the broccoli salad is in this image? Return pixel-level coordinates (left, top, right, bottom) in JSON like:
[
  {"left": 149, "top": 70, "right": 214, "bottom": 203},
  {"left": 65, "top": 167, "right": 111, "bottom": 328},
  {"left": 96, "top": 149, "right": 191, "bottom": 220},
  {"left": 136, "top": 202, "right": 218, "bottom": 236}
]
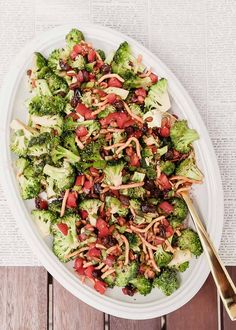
[{"left": 10, "top": 28, "right": 204, "bottom": 296}]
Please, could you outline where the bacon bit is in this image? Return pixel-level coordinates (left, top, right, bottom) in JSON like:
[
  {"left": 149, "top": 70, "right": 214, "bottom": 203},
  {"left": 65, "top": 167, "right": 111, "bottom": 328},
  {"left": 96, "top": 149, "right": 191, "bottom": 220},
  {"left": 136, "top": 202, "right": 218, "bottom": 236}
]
[
  {"left": 139, "top": 69, "right": 151, "bottom": 78},
  {"left": 94, "top": 263, "right": 104, "bottom": 271},
  {"left": 138, "top": 234, "right": 159, "bottom": 251},
  {"left": 148, "top": 247, "right": 160, "bottom": 272},
  {"left": 123, "top": 102, "right": 143, "bottom": 124},
  {"left": 98, "top": 73, "right": 124, "bottom": 84},
  {"left": 106, "top": 245, "right": 119, "bottom": 255},
  {"left": 101, "top": 268, "right": 115, "bottom": 279},
  {"left": 95, "top": 244, "right": 107, "bottom": 250},
  {"left": 103, "top": 142, "right": 124, "bottom": 151},
  {"left": 115, "top": 136, "right": 141, "bottom": 158},
  {"left": 60, "top": 189, "right": 70, "bottom": 217},
  {"left": 75, "top": 136, "right": 85, "bottom": 149},
  {"left": 120, "top": 235, "right": 130, "bottom": 266},
  {"left": 131, "top": 216, "right": 165, "bottom": 233},
  {"left": 170, "top": 176, "right": 203, "bottom": 184},
  {"left": 164, "top": 239, "right": 175, "bottom": 253},
  {"left": 65, "top": 247, "right": 89, "bottom": 259},
  {"left": 104, "top": 181, "right": 144, "bottom": 191}
]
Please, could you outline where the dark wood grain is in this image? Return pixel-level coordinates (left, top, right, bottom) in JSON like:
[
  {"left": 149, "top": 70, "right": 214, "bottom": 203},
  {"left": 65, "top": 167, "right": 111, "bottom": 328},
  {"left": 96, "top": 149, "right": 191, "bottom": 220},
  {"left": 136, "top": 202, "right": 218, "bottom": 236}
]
[
  {"left": 0, "top": 267, "right": 48, "bottom": 330},
  {"left": 166, "top": 274, "right": 218, "bottom": 330},
  {"left": 222, "top": 267, "right": 236, "bottom": 330},
  {"left": 53, "top": 279, "right": 104, "bottom": 330},
  {"left": 109, "top": 317, "right": 161, "bottom": 330}
]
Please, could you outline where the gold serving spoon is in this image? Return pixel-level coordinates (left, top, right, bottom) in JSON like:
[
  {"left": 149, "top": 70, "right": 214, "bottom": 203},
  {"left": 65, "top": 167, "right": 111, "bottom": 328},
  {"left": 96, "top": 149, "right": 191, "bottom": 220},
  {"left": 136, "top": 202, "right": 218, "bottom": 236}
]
[{"left": 180, "top": 191, "right": 236, "bottom": 321}]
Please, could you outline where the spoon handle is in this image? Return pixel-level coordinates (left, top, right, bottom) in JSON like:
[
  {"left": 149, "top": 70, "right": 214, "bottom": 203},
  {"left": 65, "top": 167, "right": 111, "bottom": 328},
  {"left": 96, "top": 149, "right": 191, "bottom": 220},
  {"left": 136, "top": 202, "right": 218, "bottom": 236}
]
[{"left": 181, "top": 191, "right": 236, "bottom": 321}]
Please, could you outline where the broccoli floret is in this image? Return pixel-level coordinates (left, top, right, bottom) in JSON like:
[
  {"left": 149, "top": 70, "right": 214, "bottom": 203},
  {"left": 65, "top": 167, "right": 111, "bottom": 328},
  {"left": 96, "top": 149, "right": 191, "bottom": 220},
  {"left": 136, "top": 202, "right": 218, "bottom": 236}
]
[
  {"left": 71, "top": 54, "right": 85, "bottom": 69},
  {"left": 62, "top": 132, "right": 79, "bottom": 155},
  {"left": 51, "top": 145, "right": 80, "bottom": 165},
  {"left": 129, "top": 103, "right": 143, "bottom": 117},
  {"left": 96, "top": 49, "right": 106, "bottom": 61},
  {"left": 154, "top": 246, "right": 173, "bottom": 267},
  {"left": 48, "top": 200, "right": 62, "bottom": 214},
  {"left": 170, "top": 120, "right": 199, "bottom": 154},
  {"left": 176, "top": 157, "right": 203, "bottom": 181},
  {"left": 30, "top": 114, "right": 64, "bottom": 135},
  {"left": 178, "top": 229, "right": 203, "bottom": 257},
  {"left": 48, "top": 49, "right": 63, "bottom": 72},
  {"left": 80, "top": 91, "right": 93, "bottom": 107},
  {"left": 153, "top": 268, "right": 180, "bottom": 296},
  {"left": 34, "top": 52, "right": 47, "bottom": 71},
  {"left": 27, "top": 132, "right": 52, "bottom": 158},
  {"left": 78, "top": 199, "right": 102, "bottom": 226},
  {"left": 104, "top": 274, "right": 116, "bottom": 288},
  {"left": 36, "top": 66, "right": 52, "bottom": 79},
  {"left": 160, "top": 160, "right": 175, "bottom": 176},
  {"left": 105, "top": 196, "right": 128, "bottom": 217},
  {"left": 78, "top": 138, "right": 104, "bottom": 162},
  {"left": 65, "top": 28, "right": 84, "bottom": 48},
  {"left": 10, "top": 119, "right": 37, "bottom": 156},
  {"left": 18, "top": 175, "right": 41, "bottom": 200},
  {"left": 112, "top": 130, "right": 127, "bottom": 145},
  {"left": 28, "top": 95, "right": 66, "bottom": 116},
  {"left": 43, "top": 161, "right": 75, "bottom": 192},
  {"left": 129, "top": 276, "right": 152, "bottom": 295},
  {"left": 178, "top": 261, "right": 189, "bottom": 272},
  {"left": 104, "top": 162, "right": 124, "bottom": 187},
  {"left": 15, "top": 157, "right": 30, "bottom": 175},
  {"left": 121, "top": 186, "right": 146, "bottom": 199},
  {"left": 51, "top": 213, "right": 79, "bottom": 262},
  {"left": 124, "top": 232, "right": 141, "bottom": 252},
  {"left": 34, "top": 79, "right": 52, "bottom": 96},
  {"left": 167, "top": 197, "right": 188, "bottom": 228},
  {"left": 31, "top": 209, "right": 56, "bottom": 236},
  {"left": 123, "top": 73, "right": 152, "bottom": 90},
  {"left": 115, "top": 261, "right": 138, "bottom": 287},
  {"left": 98, "top": 105, "right": 116, "bottom": 119},
  {"left": 44, "top": 72, "right": 68, "bottom": 95},
  {"left": 112, "top": 41, "right": 144, "bottom": 77},
  {"left": 144, "top": 78, "right": 171, "bottom": 113},
  {"left": 168, "top": 249, "right": 191, "bottom": 272}
]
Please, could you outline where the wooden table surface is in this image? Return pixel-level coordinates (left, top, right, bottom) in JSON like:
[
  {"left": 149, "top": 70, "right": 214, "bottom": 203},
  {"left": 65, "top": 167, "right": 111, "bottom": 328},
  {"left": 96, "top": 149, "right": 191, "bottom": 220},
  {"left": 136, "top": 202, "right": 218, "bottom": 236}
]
[{"left": 0, "top": 267, "right": 235, "bottom": 330}]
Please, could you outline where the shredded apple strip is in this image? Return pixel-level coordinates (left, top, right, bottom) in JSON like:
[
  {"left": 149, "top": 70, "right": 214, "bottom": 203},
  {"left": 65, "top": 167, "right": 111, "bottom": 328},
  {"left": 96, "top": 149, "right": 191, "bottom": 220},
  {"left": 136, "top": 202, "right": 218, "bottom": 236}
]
[
  {"left": 60, "top": 189, "right": 69, "bottom": 217},
  {"left": 98, "top": 73, "right": 124, "bottom": 83},
  {"left": 130, "top": 216, "right": 165, "bottom": 233},
  {"left": 115, "top": 136, "right": 141, "bottom": 158},
  {"left": 120, "top": 235, "right": 130, "bottom": 265}
]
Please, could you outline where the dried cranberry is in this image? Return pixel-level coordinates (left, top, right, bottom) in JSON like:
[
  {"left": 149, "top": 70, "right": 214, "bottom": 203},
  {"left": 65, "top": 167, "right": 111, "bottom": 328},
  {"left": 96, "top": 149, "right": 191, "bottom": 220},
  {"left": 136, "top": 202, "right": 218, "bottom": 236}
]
[
  {"left": 92, "top": 269, "right": 102, "bottom": 279},
  {"left": 164, "top": 150, "right": 174, "bottom": 160},
  {"left": 143, "top": 180, "right": 156, "bottom": 191},
  {"left": 82, "top": 70, "right": 89, "bottom": 82},
  {"left": 159, "top": 224, "right": 166, "bottom": 238},
  {"left": 119, "top": 195, "right": 130, "bottom": 206},
  {"left": 101, "top": 235, "right": 117, "bottom": 247},
  {"left": 101, "top": 63, "right": 111, "bottom": 74},
  {"left": 141, "top": 123, "right": 148, "bottom": 133},
  {"left": 59, "top": 59, "right": 71, "bottom": 71},
  {"left": 122, "top": 284, "right": 136, "bottom": 296},
  {"left": 70, "top": 89, "right": 81, "bottom": 108},
  {"left": 94, "top": 183, "right": 102, "bottom": 194},
  {"left": 125, "top": 126, "right": 134, "bottom": 135},
  {"left": 141, "top": 203, "right": 156, "bottom": 213},
  {"left": 113, "top": 100, "right": 124, "bottom": 112}
]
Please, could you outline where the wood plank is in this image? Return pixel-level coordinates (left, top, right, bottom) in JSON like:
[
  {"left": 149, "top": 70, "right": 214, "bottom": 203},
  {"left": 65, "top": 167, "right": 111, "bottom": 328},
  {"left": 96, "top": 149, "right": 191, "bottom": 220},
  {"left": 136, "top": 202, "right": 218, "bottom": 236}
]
[
  {"left": 166, "top": 274, "right": 218, "bottom": 330},
  {"left": 0, "top": 267, "right": 48, "bottom": 330},
  {"left": 53, "top": 279, "right": 105, "bottom": 330},
  {"left": 109, "top": 317, "right": 161, "bottom": 330},
  {"left": 222, "top": 266, "right": 236, "bottom": 330}
]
